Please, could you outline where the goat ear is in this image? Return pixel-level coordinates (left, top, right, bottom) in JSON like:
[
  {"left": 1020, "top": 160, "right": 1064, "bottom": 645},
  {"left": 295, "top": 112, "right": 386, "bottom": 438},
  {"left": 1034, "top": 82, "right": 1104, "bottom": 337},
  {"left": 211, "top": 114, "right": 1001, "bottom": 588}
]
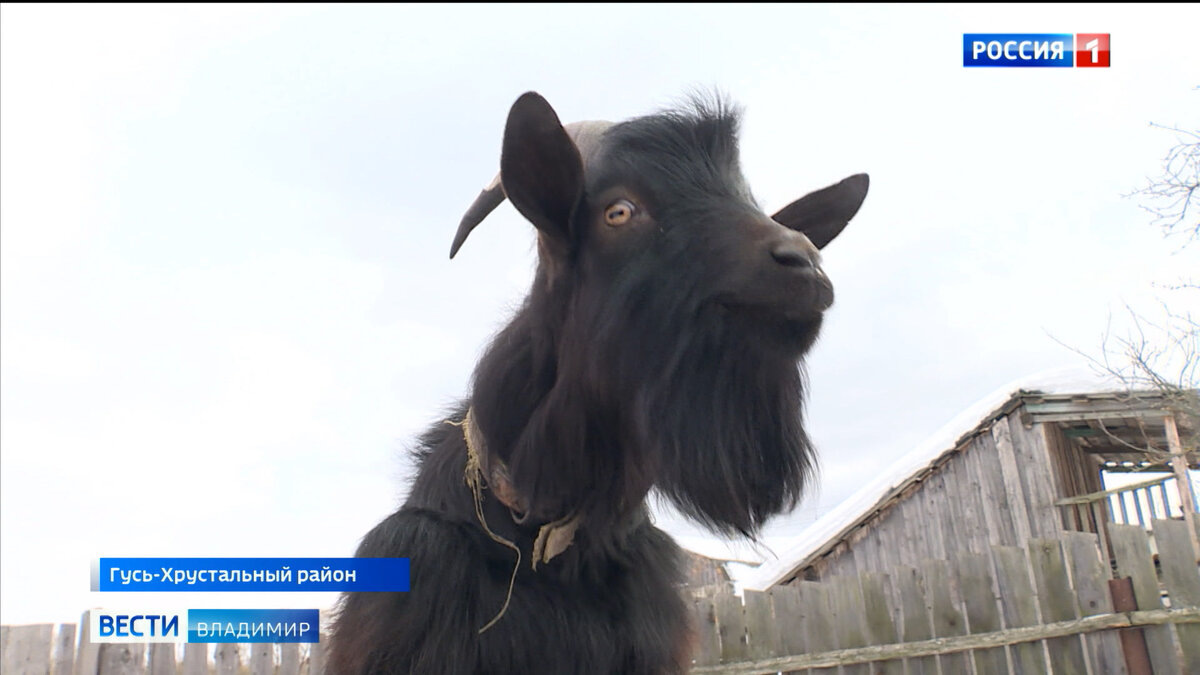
[
  {"left": 500, "top": 92, "right": 584, "bottom": 255},
  {"left": 771, "top": 173, "right": 869, "bottom": 249}
]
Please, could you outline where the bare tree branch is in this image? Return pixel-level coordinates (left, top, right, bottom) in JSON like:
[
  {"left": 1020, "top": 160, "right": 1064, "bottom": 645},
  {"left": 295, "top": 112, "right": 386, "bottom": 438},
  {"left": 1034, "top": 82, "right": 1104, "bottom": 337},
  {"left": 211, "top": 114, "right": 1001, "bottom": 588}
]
[
  {"left": 1054, "top": 90, "right": 1200, "bottom": 461},
  {"left": 1123, "top": 118, "right": 1200, "bottom": 245}
]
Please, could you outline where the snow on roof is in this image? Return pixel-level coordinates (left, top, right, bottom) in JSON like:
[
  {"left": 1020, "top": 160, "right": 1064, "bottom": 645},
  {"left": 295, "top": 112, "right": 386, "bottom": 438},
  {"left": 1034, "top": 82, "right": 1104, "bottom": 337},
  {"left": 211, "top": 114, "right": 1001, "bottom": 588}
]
[
  {"left": 739, "top": 366, "right": 1128, "bottom": 591},
  {"left": 671, "top": 534, "right": 769, "bottom": 566}
]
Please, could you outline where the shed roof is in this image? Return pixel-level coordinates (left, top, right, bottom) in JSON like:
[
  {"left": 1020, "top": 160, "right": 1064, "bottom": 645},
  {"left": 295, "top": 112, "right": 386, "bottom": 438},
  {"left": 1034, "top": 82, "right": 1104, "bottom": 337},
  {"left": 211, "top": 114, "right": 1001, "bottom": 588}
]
[{"left": 740, "top": 367, "right": 1193, "bottom": 591}]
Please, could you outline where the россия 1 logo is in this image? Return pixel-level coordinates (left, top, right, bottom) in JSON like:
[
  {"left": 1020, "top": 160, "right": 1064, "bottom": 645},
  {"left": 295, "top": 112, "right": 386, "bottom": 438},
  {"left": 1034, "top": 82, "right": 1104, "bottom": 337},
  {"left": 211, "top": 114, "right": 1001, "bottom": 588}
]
[{"left": 963, "top": 34, "right": 1110, "bottom": 67}]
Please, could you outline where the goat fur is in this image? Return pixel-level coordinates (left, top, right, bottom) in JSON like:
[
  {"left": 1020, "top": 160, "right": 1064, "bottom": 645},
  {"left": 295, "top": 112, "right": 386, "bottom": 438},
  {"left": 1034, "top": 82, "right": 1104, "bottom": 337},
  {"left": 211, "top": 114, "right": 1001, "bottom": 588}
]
[{"left": 329, "top": 91, "right": 868, "bottom": 675}]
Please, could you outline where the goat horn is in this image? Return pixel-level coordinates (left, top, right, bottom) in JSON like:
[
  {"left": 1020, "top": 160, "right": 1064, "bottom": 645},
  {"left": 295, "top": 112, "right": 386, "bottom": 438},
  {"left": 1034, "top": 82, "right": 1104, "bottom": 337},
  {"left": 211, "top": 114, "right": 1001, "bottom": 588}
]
[{"left": 449, "top": 120, "right": 614, "bottom": 259}]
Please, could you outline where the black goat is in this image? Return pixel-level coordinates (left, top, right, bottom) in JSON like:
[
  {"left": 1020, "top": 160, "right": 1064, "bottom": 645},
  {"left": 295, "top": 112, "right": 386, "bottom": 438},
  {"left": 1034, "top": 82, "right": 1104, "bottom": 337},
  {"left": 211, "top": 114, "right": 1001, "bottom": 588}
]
[{"left": 329, "top": 92, "right": 868, "bottom": 674}]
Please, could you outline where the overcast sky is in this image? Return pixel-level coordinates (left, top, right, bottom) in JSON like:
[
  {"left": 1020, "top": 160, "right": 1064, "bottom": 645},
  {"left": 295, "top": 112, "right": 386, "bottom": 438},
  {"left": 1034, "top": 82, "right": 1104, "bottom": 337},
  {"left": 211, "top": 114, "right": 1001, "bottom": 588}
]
[{"left": 2, "top": 4, "right": 1197, "bottom": 624}]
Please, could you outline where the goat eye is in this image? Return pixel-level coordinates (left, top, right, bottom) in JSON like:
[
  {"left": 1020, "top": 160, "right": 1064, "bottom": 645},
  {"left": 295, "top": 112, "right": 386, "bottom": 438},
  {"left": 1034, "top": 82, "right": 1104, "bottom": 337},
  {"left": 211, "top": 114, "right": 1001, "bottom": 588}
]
[{"left": 604, "top": 200, "right": 635, "bottom": 226}]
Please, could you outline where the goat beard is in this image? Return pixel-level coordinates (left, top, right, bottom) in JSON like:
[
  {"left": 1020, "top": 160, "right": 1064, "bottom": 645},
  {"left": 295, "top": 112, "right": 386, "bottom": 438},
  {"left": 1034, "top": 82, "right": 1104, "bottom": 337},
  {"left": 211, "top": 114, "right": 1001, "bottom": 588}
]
[
  {"left": 562, "top": 297, "right": 819, "bottom": 539},
  {"left": 473, "top": 281, "right": 820, "bottom": 543},
  {"left": 629, "top": 316, "right": 816, "bottom": 537}
]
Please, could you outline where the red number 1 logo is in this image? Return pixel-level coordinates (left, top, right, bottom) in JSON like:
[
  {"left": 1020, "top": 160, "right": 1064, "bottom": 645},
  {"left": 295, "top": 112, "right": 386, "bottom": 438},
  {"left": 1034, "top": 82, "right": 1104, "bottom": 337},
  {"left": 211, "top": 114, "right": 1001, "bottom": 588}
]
[{"left": 1075, "top": 34, "right": 1110, "bottom": 67}]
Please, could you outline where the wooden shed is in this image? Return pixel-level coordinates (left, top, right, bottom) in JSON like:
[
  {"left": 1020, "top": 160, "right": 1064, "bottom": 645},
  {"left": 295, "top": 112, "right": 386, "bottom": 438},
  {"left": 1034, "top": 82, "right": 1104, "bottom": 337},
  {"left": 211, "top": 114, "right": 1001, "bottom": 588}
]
[
  {"left": 744, "top": 371, "right": 1200, "bottom": 589},
  {"left": 686, "top": 372, "right": 1200, "bottom": 673}
]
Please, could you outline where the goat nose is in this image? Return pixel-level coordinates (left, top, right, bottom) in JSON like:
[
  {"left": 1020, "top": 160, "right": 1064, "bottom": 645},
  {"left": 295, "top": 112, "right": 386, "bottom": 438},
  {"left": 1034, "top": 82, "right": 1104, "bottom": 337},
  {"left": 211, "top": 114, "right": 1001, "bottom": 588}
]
[{"left": 769, "top": 241, "right": 814, "bottom": 268}]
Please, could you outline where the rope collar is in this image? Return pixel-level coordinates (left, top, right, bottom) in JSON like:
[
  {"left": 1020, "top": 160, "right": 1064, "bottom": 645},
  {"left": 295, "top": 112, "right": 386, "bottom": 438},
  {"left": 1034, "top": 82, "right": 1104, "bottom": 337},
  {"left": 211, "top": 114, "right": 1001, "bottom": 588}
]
[
  {"left": 448, "top": 408, "right": 582, "bottom": 632},
  {"left": 459, "top": 407, "right": 581, "bottom": 567},
  {"left": 462, "top": 407, "right": 528, "bottom": 517}
]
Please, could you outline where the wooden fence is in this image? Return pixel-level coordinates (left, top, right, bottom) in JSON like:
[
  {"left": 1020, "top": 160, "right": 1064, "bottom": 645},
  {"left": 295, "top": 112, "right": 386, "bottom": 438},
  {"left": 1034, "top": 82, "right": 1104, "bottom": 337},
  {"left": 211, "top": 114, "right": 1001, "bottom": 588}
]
[
  {"left": 4, "top": 520, "right": 1198, "bottom": 675},
  {"left": 691, "top": 519, "right": 1200, "bottom": 674},
  {"left": 1057, "top": 475, "right": 1179, "bottom": 533},
  {"left": 0, "top": 621, "right": 330, "bottom": 675}
]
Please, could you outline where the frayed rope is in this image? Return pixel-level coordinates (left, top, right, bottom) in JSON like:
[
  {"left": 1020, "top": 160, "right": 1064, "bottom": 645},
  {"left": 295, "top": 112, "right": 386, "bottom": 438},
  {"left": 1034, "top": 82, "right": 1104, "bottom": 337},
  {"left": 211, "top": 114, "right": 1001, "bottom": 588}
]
[{"left": 445, "top": 410, "right": 521, "bottom": 634}]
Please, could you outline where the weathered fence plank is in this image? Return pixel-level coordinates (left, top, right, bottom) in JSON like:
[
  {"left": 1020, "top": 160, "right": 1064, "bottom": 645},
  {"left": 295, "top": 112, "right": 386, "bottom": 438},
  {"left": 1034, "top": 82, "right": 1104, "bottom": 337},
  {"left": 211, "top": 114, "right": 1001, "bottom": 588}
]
[
  {"left": 692, "top": 596, "right": 720, "bottom": 667},
  {"left": 858, "top": 572, "right": 901, "bottom": 674},
  {"left": 1154, "top": 520, "right": 1200, "bottom": 604},
  {"left": 1154, "top": 518, "right": 1200, "bottom": 673},
  {"left": 307, "top": 641, "right": 325, "bottom": 675},
  {"left": 1063, "top": 531, "right": 1128, "bottom": 675},
  {"left": 892, "top": 566, "right": 935, "bottom": 675},
  {"left": 923, "top": 558, "right": 969, "bottom": 674},
  {"left": 97, "top": 643, "right": 144, "bottom": 675},
  {"left": 0, "top": 627, "right": 9, "bottom": 674},
  {"left": 146, "top": 644, "right": 175, "bottom": 675},
  {"left": 75, "top": 611, "right": 100, "bottom": 675},
  {"left": 955, "top": 552, "right": 1008, "bottom": 674},
  {"left": 1110, "top": 523, "right": 1181, "bottom": 675},
  {"left": 2, "top": 624, "right": 54, "bottom": 675},
  {"left": 213, "top": 643, "right": 237, "bottom": 675},
  {"left": 741, "top": 591, "right": 778, "bottom": 660},
  {"left": 1028, "top": 538, "right": 1088, "bottom": 675},
  {"left": 280, "top": 644, "right": 299, "bottom": 675},
  {"left": 52, "top": 624, "right": 77, "bottom": 675},
  {"left": 796, "top": 582, "right": 837, "bottom": 675},
  {"left": 179, "top": 645, "right": 206, "bottom": 675},
  {"left": 766, "top": 585, "right": 806, "bottom": 665},
  {"left": 249, "top": 643, "right": 272, "bottom": 675},
  {"left": 715, "top": 591, "right": 749, "bottom": 663},
  {"left": 0, "top": 627, "right": 10, "bottom": 675},
  {"left": 826, "top": 576, "right": 870, "bottom": 675},
  {"left": 992, "top": 545, "right": 1049, "bottom": 674}
]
